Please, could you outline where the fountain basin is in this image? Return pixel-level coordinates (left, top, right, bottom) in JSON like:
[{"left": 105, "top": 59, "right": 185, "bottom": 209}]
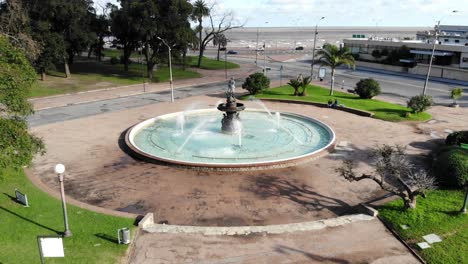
[{"left": 125, "top": 109, "right": 335, "bottom": 169}]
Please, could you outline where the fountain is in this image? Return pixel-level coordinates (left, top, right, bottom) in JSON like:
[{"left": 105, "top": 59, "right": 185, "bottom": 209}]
[
  {"left": 217, "top": 78, "right": 245, "bottom": 134},
  {"left": 125, "top": 79, "right": 336, "bottom": 169}
]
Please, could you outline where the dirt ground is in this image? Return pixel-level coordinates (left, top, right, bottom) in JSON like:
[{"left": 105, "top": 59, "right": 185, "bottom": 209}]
[{"left": 31, "top": 94, "right": 468, "bottom": 226}]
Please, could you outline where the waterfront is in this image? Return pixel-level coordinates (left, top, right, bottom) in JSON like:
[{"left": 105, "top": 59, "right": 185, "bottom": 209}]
[{"left": 224, "top": 26, "right": 430, "bottom": 49}]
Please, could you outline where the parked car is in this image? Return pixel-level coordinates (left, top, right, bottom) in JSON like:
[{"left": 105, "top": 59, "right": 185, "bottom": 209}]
[
  {"left": 219, "top": 47, "right": 226, "bottom": 51},
  {"left": 295, "top": 46, "right": 304, "bottom": 50},
  {"left": 227, "top": 50, "right": 238, "bottom": 54}
]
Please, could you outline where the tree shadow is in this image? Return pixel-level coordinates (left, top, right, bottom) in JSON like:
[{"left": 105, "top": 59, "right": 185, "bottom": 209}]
[
  {"left": 274, "top": 245, "right": 350, "bottom": 263},
  {"left": 95, "top": 233, "right": 118, "bottom": 244},
  {"left": 0, "top": 206, "right": 61, "bottom": 234},
  {"left": 244, "top": 175, "right": 356, "bottom": 215}
]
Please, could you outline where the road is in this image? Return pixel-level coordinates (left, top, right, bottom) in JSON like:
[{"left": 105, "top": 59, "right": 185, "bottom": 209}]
[
  {"left": 223, "top": 54, "right": 468, "bottom": 107},
  {"left": 28, "top": 82, "right": 227, "bottom": 127},
  {"left": 30, "top": 52, "right": 467, "bottom": 127}
]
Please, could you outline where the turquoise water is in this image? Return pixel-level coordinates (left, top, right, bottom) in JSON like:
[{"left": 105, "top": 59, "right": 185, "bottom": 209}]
[{"left": 131, "top": 111, "right": 333, "bottom": 165}]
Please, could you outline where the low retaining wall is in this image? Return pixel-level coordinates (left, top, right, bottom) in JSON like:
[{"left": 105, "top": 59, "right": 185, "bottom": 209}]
[
  {"left": 356, "top": 61, "right": 408, "bottom": 73},
  {"left": 409, "top": 64, "right": 468, "bottom": 82},
  {"left": 260, "top": 98, "right": 375, "bottom": 118}
]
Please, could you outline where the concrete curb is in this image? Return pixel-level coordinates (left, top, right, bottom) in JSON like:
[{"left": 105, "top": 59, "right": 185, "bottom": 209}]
[
  {"left": 259, "top": 98, "right": 375, "bottom": 117},
  {"left": 142, "top": 214, "right": 375, "bottom": 236}
]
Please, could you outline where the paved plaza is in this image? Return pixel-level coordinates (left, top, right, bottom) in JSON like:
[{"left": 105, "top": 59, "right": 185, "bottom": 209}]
[{"left": 28, "top": 76, "right": 468, "bottom": 263}]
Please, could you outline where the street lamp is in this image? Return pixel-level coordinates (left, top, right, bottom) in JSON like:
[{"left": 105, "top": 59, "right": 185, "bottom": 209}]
[
  {"left": 311, "top": 16, "right": 325, "bottom": 79},
  {"left": 55, "top": 164, "right": 71, "bottom": 237},
  {"left": 422, "top": 10, "right": 459, "bottom": 95},
  {"left": 157, "top": 37, "right": 174, "bottom": 103},
  {"left": 255, "top": 21, "right": 269, "bottom": 66}
]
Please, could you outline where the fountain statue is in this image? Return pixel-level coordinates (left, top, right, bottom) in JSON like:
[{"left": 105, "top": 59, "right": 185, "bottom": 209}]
[{"left": 217, "top": 78, "right": 245, "bottom": 134}]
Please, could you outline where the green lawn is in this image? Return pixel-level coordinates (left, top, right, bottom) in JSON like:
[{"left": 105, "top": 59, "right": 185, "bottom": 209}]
[
  {"left": 102, "top": 48, "right": 139, "bottom": 59},
  {"left": 189, "top": 56, "right": 239, "bottom": 70},
  {"left": 0, "top": 167, "right": 136, "bottom": 263},
  {"left": 30, "top": 59, "right": 201, "bottom": 98},
  {"left": 379, "top": 190, "right": 468, "bottom": 264},
  {"left": 242, "top": 85, "right": 432, "bottom": 122}
]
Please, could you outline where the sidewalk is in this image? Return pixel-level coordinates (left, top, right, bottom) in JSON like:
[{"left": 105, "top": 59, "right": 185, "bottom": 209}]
[{"left": 29, "top": 63, "right": 258, "bottom": 110}]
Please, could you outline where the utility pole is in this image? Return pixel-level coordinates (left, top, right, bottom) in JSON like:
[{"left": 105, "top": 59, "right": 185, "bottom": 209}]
[
  {"left": 255, "top": 27, "right": 259, "bottom": 65},
  {"left": 422, "top": 21, "right": 440, "bottom": 96},
  {"left": 263, "top": 41, "right": 267, "bottom": 76},
  {"left": 423, "top": 10, "right": 459, "bottom": 95},
  {"left": 311, "top": 17, "right": 325, "bottom": 79}
]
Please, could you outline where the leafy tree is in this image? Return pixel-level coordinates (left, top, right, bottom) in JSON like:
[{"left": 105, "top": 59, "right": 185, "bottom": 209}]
[
  {"left": 191, "top": 0, "right": 210, "bottom": 67},
  {"left": 407, "top": 94, "right": 433, "bottom": 113},
  {"left": 355, "top": 78, "right": 381, "bottom": 99},
  {"left": 336, "top": 145, "right": 436, "bottom": 209},
  {"left": 298, "top": 75, "right": 311, "bottom": 96},
  {"left": 110, "top": 1, "right": 144, "bottom": 72},
  {"left": 88, "top": 3, "right": 112, "bottom": 61},
  {"left": 242, "top": 73, "right": 270, "bottom": 95},
  {"left": 446, "top": 131, "right": 468, "bottom": 146},
  {"left": 142, "top": 0, "right": 193, "bottom": 79},
  {"left": 287, "top": 79, "right": 301, "bottom": 96},
  {"left": 23, "top": 0, "right": 95, "bottom": 78},
  {"left": 450, "top": 88, "right": 463, "bottom": 105},
  {"left": 0, "top": 0, "right": 40, "bottom": 60},
  {"left": 316, "top": 43, "right": 355, "bottom": 96},
  {"left": 213, "top": 32, "right": 227, "bottom": 61},
  {"left": 0, "top": 36, "right": 44, "bottom": 176}
]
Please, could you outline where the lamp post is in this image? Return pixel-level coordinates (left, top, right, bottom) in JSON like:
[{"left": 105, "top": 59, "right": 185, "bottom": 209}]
[
  {"left": 255, "top": 22, "right": 269, "bottom": 66},
  {"left": 311, "top": 17, "right": 325, "bottom": 79},
  {"left": 157, "top": 37, "right": 174, "bottom": 102},
  {"left": 462, "top": 189, "right": 468, "bottom": 214},
  {"left": 55, "top": 164, "right": 71, "bottom": 237},
  {"left": 422, "top": 10, "right": 458, "bottom": 95}
]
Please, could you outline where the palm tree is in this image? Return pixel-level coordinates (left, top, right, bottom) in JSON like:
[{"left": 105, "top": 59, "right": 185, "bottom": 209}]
[
  {"left": 191, "top": 0, "right": 210, "bottom": 67},
  {"left": 213, "top": 33, "right": 227, "bottom": 61},
  {"left": 316, "top": 44, "right": 355, "bottom": 96}
]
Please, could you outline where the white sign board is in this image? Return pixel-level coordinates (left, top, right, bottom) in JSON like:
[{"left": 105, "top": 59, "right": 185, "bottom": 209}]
[
  {"left": 39, "top": 237, "right": 64, "bottom": 257},
  {"left": 319, "top": 68, "right": 326, "bottom": 78}
]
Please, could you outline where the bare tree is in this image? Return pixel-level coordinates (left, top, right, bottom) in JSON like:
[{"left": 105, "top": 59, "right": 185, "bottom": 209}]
[
  {"left": 196, "top": 8, "right": 243, "bottom": 67},
  {"left": 336, "top": 145, "right": 436, "bottom": 209}
]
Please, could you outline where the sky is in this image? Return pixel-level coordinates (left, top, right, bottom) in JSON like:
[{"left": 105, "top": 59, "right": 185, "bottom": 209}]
[{"left": 97, "top": 0, "right": 467, "bottom": 28}]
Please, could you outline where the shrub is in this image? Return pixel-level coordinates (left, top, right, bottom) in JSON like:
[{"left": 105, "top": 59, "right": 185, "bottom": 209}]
[
  {"left": 433, "top": 147, "right": 468, "bottom": 188},
  {"left": 446, "top": 131, "right": 468, "bottom": 146},
  {"left": 380, "top": 49, "right": 389, "bottom": 56},
  {"left": 407, "top": 94, "right": 433, "bottom": 113},
  {"left": 354, "top": 78, "right": 381, "bottom": 99},
  {"left": 242, "top": 72, "right": 270, "bottom": 95},
  {"left": 110, "top": 56, "right": 119, "bottom": 65},
  {"left": 451, "top": 88, "right": 463, "bottom": 104}
]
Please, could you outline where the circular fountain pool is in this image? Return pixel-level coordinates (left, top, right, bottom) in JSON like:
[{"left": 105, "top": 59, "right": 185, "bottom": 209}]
[{"left": 125, "top": 109, "right": 335, "bottom": 169}]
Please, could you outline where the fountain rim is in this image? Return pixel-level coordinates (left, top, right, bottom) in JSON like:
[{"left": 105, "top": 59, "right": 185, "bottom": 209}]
[{"left": 125, "top": 108, "right": 336, "bottom": 169}]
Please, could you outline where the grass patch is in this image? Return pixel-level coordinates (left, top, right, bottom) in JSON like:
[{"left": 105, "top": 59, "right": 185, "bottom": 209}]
[
  {"left": 241, "top": 85, "right": 431, "bottom": 122},
  {"left": 102, "top": 48, "right": 139, "bottom": 59},
  {"left": 0, "top": 167, "right": 135, "bottom": 263},
  {"left": 189, "top": 56, "right": 239, "bottom": 70},
  {"left": 30, "top": 59, "right": 201, "bottom": 98},
  {"left": 379, "top": 190, "right": 468, "bottom": 264}
]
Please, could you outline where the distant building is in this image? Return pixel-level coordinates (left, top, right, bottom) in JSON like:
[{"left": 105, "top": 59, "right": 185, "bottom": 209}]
[
  {"left": 417, "top": 25, "right": 468, "bottom": 46},
  {"left": 343, "top": 25, "right": 468, "bottom": 69}
]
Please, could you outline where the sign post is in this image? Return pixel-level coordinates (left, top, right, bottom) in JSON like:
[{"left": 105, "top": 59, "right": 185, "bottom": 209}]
[
  {"left": 37, "top": 236, "right": 65, "bottom": 264},
  {"left": 15, "top": 189, "right": 29, "bottom": 207}
]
